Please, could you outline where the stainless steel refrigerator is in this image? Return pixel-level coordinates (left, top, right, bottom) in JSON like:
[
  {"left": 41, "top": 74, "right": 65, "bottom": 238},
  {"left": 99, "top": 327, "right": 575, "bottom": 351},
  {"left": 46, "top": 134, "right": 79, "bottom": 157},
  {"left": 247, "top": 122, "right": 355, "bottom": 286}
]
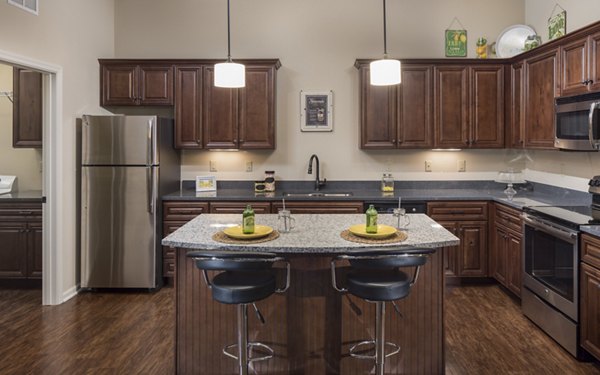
[{"left": 80, "top": 115, "right": 180, "bottom": 289}]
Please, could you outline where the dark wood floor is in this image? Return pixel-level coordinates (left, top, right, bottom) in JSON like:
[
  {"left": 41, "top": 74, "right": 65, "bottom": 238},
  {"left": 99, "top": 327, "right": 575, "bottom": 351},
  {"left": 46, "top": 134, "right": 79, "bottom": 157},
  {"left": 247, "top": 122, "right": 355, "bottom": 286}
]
[{"left": 0, "top": 285, "right": 598, "bottom": 374}]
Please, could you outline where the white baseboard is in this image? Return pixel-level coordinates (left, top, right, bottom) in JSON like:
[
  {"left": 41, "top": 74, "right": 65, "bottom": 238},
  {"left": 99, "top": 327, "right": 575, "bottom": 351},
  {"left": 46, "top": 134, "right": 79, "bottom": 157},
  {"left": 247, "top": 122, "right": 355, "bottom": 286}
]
[{"left": 62, "top": 285, "right": 78, "bottom": 302}]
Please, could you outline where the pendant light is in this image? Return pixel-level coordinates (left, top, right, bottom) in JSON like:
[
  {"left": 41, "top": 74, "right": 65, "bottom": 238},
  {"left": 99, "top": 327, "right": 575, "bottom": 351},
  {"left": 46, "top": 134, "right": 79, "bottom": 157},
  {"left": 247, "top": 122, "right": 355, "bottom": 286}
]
[
  {"left": 370, "top": 0, "right": 401, "bottom": 86},
  {"left": 214, "top": 0, "right": 245, "bottom": 88}
]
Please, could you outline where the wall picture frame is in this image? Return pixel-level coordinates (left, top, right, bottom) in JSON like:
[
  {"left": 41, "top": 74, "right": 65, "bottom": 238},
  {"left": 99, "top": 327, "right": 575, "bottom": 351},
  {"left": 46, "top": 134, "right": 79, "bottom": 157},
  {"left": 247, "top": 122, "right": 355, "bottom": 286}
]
[
  {"left": 300, "top": 90, "right": 333, "bottom": 132},
  {"left": 196, "top": 176, "right": 217, "bottom": 192},
  {"left": 445, "top": 29, "right": 467, "bottom": 57},
  {"left": 548, "top": 9, "right": 566, "bottom": 41}
]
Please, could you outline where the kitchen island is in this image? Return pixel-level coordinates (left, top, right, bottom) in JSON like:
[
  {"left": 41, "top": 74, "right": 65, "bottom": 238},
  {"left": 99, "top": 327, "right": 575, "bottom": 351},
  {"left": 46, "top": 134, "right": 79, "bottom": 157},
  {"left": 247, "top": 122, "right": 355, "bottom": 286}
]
[{"left": 163, "top": 213, "right": 459, "bottom": 374}]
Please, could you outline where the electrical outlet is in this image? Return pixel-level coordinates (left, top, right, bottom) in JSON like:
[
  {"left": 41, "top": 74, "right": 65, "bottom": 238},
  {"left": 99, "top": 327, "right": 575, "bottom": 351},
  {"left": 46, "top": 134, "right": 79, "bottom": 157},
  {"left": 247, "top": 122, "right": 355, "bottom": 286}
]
[
  {"left": 209, "top": 160, "right": 217, "bottom": 172},
  {"left": 246, "top": 161, "right": 253, "bottom": 172},
  {"left": 458, "top": 160, "right": 466, "bottom": 172},
  {"left": 425, "top": 160, "right": 432, "bottom": 172}
]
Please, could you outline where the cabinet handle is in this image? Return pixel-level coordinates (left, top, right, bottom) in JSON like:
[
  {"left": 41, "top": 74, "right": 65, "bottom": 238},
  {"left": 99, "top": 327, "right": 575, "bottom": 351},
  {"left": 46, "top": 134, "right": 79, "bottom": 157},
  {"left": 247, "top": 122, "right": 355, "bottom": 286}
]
[
  {"left": 582, "top": 80, "right": 589, "bottom": 85},
  {"left": 392, "top": 139, "right": 396, "bottom": 144},
  {"left": 19, "top": 211, "right": 32, "bottom": 215},
  {"left": 239, "top": 139, "right": 245, "bottom": 143}
]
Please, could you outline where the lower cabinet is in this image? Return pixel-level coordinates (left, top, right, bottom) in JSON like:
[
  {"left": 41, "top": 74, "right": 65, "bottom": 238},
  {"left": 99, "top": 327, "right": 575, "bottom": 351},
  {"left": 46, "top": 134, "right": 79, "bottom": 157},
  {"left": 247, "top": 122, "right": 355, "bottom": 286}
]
[
  {"left": 581, "top": 262, "right": 600, "bottom": 361},
  {"left": 271, "top": 201, "right": 364, "bottom": 214},
  {"left": 0, "top": 203, "right": 43, "bottom": 283},
  {"left": 210, "top": 202, "right": 271, "bottom": 214},
  {"left": 490, "top": 203, "right": 523, "bottom": 297}
]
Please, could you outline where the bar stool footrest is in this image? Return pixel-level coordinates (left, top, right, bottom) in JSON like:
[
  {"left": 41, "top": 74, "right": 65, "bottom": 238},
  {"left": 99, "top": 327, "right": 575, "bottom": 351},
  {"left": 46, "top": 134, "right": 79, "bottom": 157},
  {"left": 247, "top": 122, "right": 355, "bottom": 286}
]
[
  {"left": 223, "top": 342, "right": 275, "bottom": 363},
  {"left": 348, "top": 340, "right": 401, "bottom": 360}
]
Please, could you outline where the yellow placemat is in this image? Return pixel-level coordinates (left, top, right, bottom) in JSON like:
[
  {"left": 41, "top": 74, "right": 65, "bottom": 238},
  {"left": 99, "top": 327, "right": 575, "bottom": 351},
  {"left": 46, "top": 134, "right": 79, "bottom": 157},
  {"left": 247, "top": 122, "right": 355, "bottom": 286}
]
[
  {"left": 340, "top": 229, "right": 407, "bottom": 244},
  {"left": 212, "top": 230, "right": 280, "bottom": 244}
]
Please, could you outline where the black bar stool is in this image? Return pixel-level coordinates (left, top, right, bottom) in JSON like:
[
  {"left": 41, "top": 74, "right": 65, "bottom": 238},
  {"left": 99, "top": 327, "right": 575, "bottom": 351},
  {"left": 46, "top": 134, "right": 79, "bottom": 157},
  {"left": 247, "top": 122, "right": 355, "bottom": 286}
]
[
  {"left": 330, "top": 247, "right": 434, "bottom": 375},
  {"left": 187, "top": 250, "right": 290, "bottom": 375}
]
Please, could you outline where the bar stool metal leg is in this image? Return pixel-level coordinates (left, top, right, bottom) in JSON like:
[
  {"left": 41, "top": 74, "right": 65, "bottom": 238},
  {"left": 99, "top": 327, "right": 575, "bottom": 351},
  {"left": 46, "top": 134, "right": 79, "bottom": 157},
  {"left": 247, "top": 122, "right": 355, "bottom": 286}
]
[
  {"left": 237, "top": 304, "right": 248, "bottom": 375},
  {"left": 376, "top": 301, "right": 385, "bottom": 375}
]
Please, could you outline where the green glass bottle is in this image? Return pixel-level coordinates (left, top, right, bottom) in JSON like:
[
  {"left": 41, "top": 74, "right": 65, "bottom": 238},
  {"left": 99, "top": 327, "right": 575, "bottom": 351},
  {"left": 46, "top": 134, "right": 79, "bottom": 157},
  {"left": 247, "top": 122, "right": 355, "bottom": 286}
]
[
  {"left": 366, "top": 204, "right": 378, "bottom": 233},
  {"left": 242, "top": 205, "right": 255, "bottom": 234}
]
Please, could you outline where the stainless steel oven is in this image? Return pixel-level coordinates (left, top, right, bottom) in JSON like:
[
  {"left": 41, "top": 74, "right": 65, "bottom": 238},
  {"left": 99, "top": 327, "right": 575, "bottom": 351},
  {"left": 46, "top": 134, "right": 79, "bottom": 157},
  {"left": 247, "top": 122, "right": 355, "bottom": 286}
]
[
  {"left": 522, "top": 212, "right": 580, "bottom": 357},
  {"left": 555, "top": 92, "right": 600, "bottom": 151}
]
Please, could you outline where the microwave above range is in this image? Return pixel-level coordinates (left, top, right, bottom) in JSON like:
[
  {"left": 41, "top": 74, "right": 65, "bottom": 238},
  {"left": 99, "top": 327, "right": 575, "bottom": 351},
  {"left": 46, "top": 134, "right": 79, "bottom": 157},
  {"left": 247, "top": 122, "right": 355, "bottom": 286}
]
[{"left": 555, "top": 92, "right": 600, "bottom": 151}]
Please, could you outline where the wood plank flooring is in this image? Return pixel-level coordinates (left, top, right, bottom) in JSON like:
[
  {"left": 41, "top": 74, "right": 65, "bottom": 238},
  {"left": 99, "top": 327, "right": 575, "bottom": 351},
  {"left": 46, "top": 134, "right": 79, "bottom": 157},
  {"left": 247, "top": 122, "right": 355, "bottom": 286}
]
[{"left": 0, "top": 284, "right": 598, "bottom": 374}]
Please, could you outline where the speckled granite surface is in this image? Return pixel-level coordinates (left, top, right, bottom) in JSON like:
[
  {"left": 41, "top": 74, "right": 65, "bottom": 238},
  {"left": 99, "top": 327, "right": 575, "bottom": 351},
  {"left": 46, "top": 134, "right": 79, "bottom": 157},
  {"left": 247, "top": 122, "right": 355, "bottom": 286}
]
[
  {"left": 0, "top": 190, "right": 43, "bottom": 202},
  {"left": 581, "top": 226, "right": 600, "bottom": 237},
  {"left": 162, "top": 213, "right": 459, "bottom": 253}
]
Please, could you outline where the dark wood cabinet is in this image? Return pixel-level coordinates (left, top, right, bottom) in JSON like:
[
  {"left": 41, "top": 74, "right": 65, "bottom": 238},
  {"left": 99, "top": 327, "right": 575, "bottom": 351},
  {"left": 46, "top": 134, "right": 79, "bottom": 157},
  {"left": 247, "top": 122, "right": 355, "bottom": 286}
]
[
  {"left": 209, "top": 202, "right": 271, "bottom": 214},
  {"left": 508, "top": 62, "right": 524, "bottom": 148},
  {"left": 13, "top": 68, "right": 42, "bottom": 148},
  {"left": 428, "top": 201, "right": 488, "bottom": 278},
  {"left": 203, "top": 64, "right": 277, "bottom": 150},
  {"left": 524, "top": 48, "right": 559, "bottom": 149},
  {"left": 581, "top": 262, "right": 600, "bottom": 361},
  {"left": 100, "top": 61, "right": 173, "bottom": 106},
  {"left": 174, "top": 65, "right": 203, "bottom": 148},
  {"left": 560, "top": 32, "right": 600, "bottom": 96},
  {"left": 490, "top": 203, "right": 522, "bottom": 297},
  {"left": 271, "top": 201, "right": 364, "bottom": 214},
  {"left": 434, "top": 65, "right": 469, "bottom": 148},
  {"left": 0, "top": 202, "right": 42, "bottom": 283},
  {"left": 591, "top": 31, "right": 600, "bottom": 93},
  {"left": 398, "top": 64, "right": 433, "bottom": 148},
  {"left": 469, "top": 65, "right": 504, "bottom": 148}
]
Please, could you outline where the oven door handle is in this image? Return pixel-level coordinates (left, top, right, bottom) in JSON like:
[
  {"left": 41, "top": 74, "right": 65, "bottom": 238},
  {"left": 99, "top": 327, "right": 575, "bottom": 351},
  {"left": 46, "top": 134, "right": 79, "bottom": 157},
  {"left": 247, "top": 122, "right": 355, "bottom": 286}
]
[
  {"left": 523, "top": 215, "right": 578, "bottom": 243},
  {"left": 589, "top": 101, "right": 600, "bottom": 150}
]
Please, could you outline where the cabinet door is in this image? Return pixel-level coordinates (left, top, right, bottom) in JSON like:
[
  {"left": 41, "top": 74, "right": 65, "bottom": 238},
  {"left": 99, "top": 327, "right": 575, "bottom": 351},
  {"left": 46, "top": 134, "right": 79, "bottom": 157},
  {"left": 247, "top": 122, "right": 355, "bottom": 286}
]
[
  {"left": 438, "top": 221, "right": 458, "bottom": 278},
  {"left": 238, "top": 66, "right": 276, "bottom": 149},
  {"left": 507, "top": 231, "right": 522, "bottom": 297},
  {"left": 590, "top": 31, "right": 600, "bottom": 93},
  {"left": 492, "top": 225, "right": 508, "bottom": 286},
  {"left": 27, "top": 221, "right": 43, "bottom": 279},
  {"left": 457, "top": 221, "right": 487, "bottom": 277},
  {"left": 163, "top": 221, "right": 186, "bottom": 278},
  {"left": 13, "top": 68, "right": 43, "bottom": 148},
  {"left": 139, "top": 65, "right": 174, "bottom": 105},
  {"left": 398, "top": 65, "right": 433, "bottom": 148},
  {"left": 101, "top": 64, "right": 138, "bottom": 106},
  {"left": 524, "top": 49, "right": 559, "bottom": 149},
  {"left": 434, "top": 66, "right": 468, "bottom": 148},
  {"left": 509, "top": 63, "right": 524, "bottom": 148},
  {"left": 0, "top": 222, "right": 27, "bottom": 278},
  {"left": 469, "top": 65, "right": 504, "bottom": 148},
  {"left": 203, "top": 67, "right": 238, "bottom": 149},
  {"left": 174, "top": 65, "right": 203, "bottom": 148},
  {"left": 210, "top": 202, "right": 271, "bottom": 214},
  {"left": 581, "top": 262, "right": 600, "bottom": 361},
  {"left": 560, "top": 37, "right": 589, "bottom": 96},
  {"left": 359, "top": 66, "right": 398, "bottom": 149}
]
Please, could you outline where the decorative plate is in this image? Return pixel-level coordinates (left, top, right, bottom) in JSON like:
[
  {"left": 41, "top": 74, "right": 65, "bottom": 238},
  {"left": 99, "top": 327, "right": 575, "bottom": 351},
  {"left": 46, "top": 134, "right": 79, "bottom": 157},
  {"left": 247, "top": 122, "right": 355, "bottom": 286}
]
[
  {"left": 222, "top": 225, "right": 274, "bottom": 240},
  {"left": 348, "top": 224, "right": 397, "bottom": 239},
  {"left": 495, "top": 24, "right": 537, "bottom": 58}
]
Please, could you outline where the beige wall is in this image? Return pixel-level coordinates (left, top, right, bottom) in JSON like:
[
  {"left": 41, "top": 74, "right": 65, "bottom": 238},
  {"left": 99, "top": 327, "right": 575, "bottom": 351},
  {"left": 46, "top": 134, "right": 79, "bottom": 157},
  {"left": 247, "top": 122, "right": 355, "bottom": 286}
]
[
  {"left": 0, "top": 1, "right": 115, "bottom": 294},
  {"left": 115, "top": 0, "right": 526, "bottom": 182},
  {"left": 525, "top": 0, "right": 600, "bottom": 43},
  {"left": 0, "top": 63, "right": 42, "bottom": 191}
]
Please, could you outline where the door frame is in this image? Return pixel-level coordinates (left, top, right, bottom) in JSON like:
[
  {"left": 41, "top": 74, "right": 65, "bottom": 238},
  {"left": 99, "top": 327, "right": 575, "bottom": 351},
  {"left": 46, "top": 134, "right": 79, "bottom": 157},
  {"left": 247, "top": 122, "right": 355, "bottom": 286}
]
[{"left": 0, "top": 48, "right": 64, "bottom": 305}]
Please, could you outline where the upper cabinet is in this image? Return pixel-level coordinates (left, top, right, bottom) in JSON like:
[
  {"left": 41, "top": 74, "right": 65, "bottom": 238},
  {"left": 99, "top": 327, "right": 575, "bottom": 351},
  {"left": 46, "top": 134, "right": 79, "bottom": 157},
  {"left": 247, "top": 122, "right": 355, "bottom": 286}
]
[
  {"left": 524, "top": 48, "right": 560, "bottom": 149},
  {"left": 434, "top": 65, "right": 469, "bottom": 148},
  {"left": 508, "top": 62, "right": 524, "bottom": 148},
  {"left": 398, "top": 65, "right": 434, "bottom": 148},
  {"left": 13, "top": 68, "right": 43, "bottom": 148},
  {"left": 100, "top": 61, "right": 174, "bottom": 106},
  {"left": 469, "top": 65, "right": 504, "bottom": 148},
  {"left": 174, "top": 65, "right": 203, "bottom": 148},
  {"left": 560, "top": 31, "right": 600, "bottom": 96}
]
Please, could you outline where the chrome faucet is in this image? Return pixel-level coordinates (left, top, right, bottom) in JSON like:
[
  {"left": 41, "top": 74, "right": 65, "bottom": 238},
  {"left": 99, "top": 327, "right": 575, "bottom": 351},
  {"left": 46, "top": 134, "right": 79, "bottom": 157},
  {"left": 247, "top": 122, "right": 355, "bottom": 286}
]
[{"left": 308, "top": 154, "right": 326, "bottom": 191}]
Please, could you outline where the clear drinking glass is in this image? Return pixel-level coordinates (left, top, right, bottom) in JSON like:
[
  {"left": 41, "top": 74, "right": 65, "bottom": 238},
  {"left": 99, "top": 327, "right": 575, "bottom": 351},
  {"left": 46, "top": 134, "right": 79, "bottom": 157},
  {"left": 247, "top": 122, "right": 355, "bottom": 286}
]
[
  {"left": 393, "top": 208, "right": 411, "bottom": 229},
  {"left": 277, "top": 209, "right": 295, "bottom": 233}
]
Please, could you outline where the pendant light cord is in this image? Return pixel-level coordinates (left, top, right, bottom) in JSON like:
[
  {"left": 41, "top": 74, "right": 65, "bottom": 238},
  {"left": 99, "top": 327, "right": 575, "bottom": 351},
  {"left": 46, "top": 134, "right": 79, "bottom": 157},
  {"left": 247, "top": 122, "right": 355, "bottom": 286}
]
[
  {"left": 382, "top": 0, "right": 387, "bottom": 57},
  {"left": 227, "top": 0, "right": 232, "bottom": 62}
]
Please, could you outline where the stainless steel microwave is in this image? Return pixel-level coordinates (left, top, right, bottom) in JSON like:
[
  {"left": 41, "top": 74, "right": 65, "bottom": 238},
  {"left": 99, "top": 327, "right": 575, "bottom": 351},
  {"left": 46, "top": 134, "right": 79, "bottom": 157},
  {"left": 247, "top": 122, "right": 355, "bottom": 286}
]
[{"left": 555, "top": 92, "right": 600, "bottom": 151}]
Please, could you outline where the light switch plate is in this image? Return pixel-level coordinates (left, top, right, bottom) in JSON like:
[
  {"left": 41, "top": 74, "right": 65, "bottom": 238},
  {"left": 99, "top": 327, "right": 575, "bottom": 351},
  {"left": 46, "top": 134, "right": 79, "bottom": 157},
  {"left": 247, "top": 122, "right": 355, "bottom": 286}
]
[
  {"left": 209, "top": 160, "right": 217, "bottom": 172},
  {"left": 458, "top": 160, "right": 466, "bottom": 172},
  {"left": 246, "top": 161, "right": 253, "bottom": 172},
  {"left": 425, "top": 160, "right": 432, "bottom": 172}
]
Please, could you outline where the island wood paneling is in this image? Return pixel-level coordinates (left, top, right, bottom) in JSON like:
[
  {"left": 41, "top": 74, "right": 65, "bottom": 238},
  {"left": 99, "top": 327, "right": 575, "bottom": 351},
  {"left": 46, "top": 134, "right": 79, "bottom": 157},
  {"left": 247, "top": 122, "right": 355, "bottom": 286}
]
[{"left": 176, "top": 249, "right": 444, "bottom": 374}]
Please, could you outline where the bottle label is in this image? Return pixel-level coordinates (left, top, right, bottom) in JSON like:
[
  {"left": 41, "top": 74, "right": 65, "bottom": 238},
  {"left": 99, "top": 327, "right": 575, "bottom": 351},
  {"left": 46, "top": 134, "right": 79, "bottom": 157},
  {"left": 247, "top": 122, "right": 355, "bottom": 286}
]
[
  {"left": 243, "top": 216, "right": 255, "bottom": 233},
  {"left": 366, "top": 214, "right": 378, "bottom": 233}
]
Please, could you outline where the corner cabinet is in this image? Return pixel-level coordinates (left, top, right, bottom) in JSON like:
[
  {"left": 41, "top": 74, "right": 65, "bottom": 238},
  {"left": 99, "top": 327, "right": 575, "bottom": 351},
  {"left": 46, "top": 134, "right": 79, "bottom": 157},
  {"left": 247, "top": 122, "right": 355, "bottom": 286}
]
[{"left": 100, "top": 61, "right": 174, "bottom": 106}]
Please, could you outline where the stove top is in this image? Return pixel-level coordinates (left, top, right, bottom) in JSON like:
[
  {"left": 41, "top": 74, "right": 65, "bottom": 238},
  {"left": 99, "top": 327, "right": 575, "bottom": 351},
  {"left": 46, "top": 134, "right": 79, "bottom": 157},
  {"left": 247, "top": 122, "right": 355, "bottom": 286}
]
[{"left": 523, "top": 205, "right": 599, "bottom": 229}]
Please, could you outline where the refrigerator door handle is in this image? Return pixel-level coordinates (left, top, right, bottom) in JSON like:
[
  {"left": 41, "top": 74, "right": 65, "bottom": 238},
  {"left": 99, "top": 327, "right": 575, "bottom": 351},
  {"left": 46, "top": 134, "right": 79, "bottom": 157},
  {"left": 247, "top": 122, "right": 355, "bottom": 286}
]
[
  {"left": 147, "top": 119, "right": 154, "bottom": 166},
  {"left": 146, "top": 166, "right": 154, "bottom": 214}
]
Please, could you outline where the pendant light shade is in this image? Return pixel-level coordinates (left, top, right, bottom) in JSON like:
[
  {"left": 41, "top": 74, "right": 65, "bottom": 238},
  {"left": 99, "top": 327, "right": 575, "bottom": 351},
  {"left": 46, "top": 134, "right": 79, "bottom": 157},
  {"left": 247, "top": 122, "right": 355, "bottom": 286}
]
[
  {"left": 215, "top": 0, "right": 245, "bottom": 88},
  {"left": 370, "top": 0, "right": 401, "bottom": 86}
]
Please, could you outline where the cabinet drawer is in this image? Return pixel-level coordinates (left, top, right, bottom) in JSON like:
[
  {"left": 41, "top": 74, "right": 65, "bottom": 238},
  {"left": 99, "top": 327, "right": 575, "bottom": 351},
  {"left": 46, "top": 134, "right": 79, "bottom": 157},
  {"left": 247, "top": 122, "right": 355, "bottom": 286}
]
[
  {"left": 0, "top": 203, "right": 42, "bottom": 221},
  {"left": 210, "top": 202, "right": 271, "bottom": 214},
  {"left": 427, "top": 201, "right": 488, "bottom": 221},
  {"left": 163, "top": 201, "right": 208, "bottom": 221},
  {"left": 495, "top": 203, "right": 522, "bottom": 233},
  {"left": 271, "top": 201, "right": 364, "bottom": 214},
  {"left": 582, "top": 233, "right": 600, "bottom": 269},
  {"left": 163, "top": 246, "right": 176, "bottom": 259},
  {"left": 163, "top": 258, "right": 175, "bottom": 278}
]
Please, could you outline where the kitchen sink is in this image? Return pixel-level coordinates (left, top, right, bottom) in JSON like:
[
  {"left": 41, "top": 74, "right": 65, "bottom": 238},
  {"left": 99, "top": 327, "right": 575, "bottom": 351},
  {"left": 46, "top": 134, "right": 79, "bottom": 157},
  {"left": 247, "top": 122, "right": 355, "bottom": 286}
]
[{"left": 282, "top": 192, "right": 353, "bottom": 197}]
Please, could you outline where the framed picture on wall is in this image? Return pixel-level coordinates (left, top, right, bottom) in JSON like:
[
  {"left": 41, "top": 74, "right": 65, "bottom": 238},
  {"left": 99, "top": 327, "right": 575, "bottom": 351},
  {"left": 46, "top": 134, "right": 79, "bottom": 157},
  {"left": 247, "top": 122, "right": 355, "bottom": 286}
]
[{"left": 300, "top": 90, "right": 333, "bottom": 132}]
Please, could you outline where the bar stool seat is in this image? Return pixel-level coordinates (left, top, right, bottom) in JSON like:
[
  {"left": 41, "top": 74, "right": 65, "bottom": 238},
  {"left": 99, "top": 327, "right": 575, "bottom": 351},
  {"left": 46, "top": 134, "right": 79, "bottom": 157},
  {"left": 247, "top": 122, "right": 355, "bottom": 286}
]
[
  {"left": 346, "top": 269, "right": 411, "bottom": 301},
  {"left": 212, "top": 271, "right": 277, "bottom": 304}
]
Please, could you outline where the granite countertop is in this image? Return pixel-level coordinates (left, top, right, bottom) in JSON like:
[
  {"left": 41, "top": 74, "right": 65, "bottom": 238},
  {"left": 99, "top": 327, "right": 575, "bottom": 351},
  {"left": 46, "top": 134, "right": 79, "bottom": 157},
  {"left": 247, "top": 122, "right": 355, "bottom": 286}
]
[
  {"left": 580, "top": 226, "right": 600, "bottom": 237},
  {"left": 0, "top": 190, "right": 44, "bottom": 202},
  {"left": 162, "top": 213, "right": 460, "bottom": 253}
]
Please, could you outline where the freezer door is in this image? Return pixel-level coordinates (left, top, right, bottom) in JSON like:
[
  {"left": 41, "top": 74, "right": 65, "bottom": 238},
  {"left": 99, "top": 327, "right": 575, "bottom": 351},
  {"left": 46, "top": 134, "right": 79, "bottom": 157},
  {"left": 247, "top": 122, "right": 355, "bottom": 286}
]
[
  {"left": 82, "top": 115, "right": 157, "bottom": 166},
  {"left": 81, "top": 165, "right": 157, "bottom": 288}
]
